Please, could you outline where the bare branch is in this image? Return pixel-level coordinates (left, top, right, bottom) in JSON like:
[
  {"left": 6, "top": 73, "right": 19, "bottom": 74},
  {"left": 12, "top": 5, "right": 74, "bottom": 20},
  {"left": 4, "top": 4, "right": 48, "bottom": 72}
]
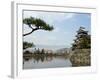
[{"left": 23, "top": 28, "right": 39, "bottom": 36}]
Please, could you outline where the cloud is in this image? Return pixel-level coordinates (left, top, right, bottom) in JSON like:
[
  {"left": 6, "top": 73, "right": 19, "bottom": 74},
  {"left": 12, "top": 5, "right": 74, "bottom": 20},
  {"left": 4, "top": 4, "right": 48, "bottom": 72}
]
[
  {"left": 23, "top": 11, "right": 76, "bottom": 26},
  {"left": 65, "top": 13, "right": 76, "bottom": 20}
]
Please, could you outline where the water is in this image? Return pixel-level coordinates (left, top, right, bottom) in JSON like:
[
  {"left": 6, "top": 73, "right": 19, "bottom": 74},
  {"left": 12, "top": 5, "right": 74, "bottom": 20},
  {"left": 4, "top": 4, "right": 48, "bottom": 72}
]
[{"left": 23, "top": 57, "right": 72, "bottom": 69}]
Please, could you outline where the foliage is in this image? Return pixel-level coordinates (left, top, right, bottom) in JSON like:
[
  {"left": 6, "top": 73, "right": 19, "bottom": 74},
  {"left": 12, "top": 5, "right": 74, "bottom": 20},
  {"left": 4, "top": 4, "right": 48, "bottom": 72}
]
[
  {"left": 23, "top": 41, "right": 35, "bottom": 49},
  {"left": 23, "top": 17, "right": 54, "bottom": 36}
]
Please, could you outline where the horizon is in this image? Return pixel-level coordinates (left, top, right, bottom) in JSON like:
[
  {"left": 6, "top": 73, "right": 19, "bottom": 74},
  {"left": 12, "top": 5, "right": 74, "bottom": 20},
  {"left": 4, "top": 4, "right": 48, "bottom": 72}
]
[
  {"left": 33, "top": 44, "right": 70, "bottom": 51},
  {"left": 25, "top": 45, "right": 71, "bottom": 53}
]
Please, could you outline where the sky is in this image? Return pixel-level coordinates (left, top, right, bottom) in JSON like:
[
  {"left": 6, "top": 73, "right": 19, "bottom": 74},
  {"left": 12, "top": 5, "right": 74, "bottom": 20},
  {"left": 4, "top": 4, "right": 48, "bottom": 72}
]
[{"left": 23, "top": 10, "right": 91, "bottom": 50}]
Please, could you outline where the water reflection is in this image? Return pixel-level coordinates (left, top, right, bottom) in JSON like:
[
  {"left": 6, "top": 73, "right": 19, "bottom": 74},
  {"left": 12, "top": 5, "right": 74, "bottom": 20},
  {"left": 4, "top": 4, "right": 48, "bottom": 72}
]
[{"left": 23, "top": 53, "right": 72, "bottom": 69}]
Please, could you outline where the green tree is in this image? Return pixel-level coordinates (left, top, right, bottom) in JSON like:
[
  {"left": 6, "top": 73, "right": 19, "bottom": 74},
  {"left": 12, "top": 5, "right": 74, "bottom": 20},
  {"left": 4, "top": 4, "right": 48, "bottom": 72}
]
[
  {"left": 23, "top": 42, "right": 35, "bottom": 49},
  {"left": 72, "top": 27, "right": 91, "bottom": 50},
  {"left": 41, "top": 49, "right": 45, "bottom": 54},
  {"left": 23, "top": 17, "right": 54, "bottom": 36}
]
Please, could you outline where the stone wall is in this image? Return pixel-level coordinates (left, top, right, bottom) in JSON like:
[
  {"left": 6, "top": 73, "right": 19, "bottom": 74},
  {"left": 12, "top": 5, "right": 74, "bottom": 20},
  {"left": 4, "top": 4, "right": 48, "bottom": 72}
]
[{"left": 70, "top": 49, "right": 91, "bottom": 67}]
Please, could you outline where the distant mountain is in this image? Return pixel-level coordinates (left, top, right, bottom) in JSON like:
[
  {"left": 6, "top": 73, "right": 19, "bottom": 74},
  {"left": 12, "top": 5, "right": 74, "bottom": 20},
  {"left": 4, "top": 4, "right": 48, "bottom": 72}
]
[
  {"left": 23, "top": 47, "right": 72, "bottom": 54},
  {"left": 56, "top": 48, "right": 71, "bottom": 54},
  {"left": 33, "top": 45, "right": 69, "bottom": 51}
]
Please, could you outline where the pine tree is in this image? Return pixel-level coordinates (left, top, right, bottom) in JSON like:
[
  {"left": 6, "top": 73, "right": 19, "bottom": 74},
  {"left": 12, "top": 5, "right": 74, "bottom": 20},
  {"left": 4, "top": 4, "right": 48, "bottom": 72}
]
[
  {"left": 23, "top": 17, "right": 54, "bottom": 49},
  {"left": 23, "top": 17, "right": 54, "bottom": 36}
]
